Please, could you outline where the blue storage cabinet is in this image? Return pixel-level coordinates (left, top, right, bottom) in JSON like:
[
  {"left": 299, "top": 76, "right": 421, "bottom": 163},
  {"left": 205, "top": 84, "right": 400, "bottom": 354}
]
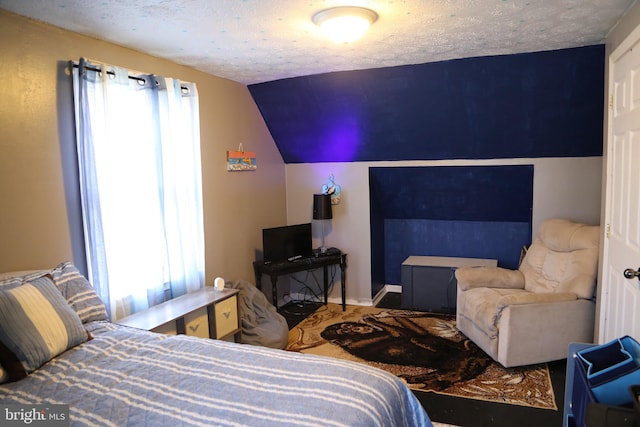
[{"left": 400, "top": 256, "right": 497, "bottom": 313}]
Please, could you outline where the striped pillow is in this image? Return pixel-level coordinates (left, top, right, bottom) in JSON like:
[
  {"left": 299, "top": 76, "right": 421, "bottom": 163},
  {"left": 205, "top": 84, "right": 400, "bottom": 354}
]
[
  {"left": 0, "top": 276, "right": 88, "bottom": 381},
  {"left": 0, "top": 270, "right": 48, "bottom": 291},
  {"left": 0, "top": 272, "right": 46, "bottom": 384},
  {"left": 50, "top": 261, "right": 108, "bottom": 323}
]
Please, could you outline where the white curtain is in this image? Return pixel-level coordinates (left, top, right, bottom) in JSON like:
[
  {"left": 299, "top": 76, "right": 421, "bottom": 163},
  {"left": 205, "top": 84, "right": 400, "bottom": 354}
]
[{"left": 72, "top": 58, "right": 204, "bottom": 320}]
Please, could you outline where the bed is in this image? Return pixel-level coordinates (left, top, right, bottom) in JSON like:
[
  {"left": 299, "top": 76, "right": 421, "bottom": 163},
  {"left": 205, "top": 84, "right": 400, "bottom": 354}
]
[{"left": 0, "top": 262, "right": 432, "bottom": 426}]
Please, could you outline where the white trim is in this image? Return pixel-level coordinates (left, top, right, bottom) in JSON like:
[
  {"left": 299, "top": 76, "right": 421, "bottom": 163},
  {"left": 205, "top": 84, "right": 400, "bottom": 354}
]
[
  {"left": 284, "top": 291, "right": 374, "bottom": 307},
  {"left": 597, "top": 19, "right": 640, "bottom": 343},
  {"left": 284, "top": 285, "right": 402, "bottom": 308},
  {"left": 372, "top": 284, "right": 402, "bottom": 306}
]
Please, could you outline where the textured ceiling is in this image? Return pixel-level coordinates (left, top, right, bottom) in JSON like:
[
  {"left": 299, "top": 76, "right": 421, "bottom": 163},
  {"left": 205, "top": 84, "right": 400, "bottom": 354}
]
[{"left": 0, "top": 0, "right": 634, "bottom": 85}]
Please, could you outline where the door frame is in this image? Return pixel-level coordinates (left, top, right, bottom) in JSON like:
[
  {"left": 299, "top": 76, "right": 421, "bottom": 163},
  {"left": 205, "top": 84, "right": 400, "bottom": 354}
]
[{"left": 595, "top": 21, "right": 640, "bottom": 343}]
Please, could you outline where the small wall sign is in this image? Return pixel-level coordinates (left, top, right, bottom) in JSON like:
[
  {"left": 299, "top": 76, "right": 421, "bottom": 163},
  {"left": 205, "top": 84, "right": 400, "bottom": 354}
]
[{"left": 227, "top": 144, "right": 256, "bottom": 171}]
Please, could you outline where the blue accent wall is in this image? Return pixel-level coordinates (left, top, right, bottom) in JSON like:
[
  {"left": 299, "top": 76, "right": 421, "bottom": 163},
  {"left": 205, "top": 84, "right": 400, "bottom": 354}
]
[
  {"left": 369, "top": 166, "right": 533, "bottom": 293},
  {"left": 248, "top": 46, "right": 603, "bottom": 299},
  {"left": 249, "top": 46, "right": 604, "bottom": 163}
]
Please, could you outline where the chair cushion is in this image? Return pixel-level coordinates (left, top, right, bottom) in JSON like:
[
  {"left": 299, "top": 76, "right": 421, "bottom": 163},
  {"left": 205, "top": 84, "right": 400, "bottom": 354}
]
[
  {"left": 457, "top": 287, "right": 528, "bottom": 338},
  {"left": 520, "top": 219, "right": 599, "bottom": 298},
  {"left": 455, "top": 266, "right": 524, "bottom": 291},
  {"left": 538, "top": 219, "right": 599, "bottom": 252}
]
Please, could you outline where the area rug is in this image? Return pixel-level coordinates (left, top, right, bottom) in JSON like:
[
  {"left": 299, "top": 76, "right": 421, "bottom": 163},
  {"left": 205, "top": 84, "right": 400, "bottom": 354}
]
[{"left": 286, "top": 304, "right": 557, "bottom": 410}]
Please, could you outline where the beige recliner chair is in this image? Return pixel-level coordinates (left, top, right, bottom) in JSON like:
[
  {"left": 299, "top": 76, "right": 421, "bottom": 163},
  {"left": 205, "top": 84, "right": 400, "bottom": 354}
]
[{"left": 455, "top": 219, "right": 600, "bottom": 367}]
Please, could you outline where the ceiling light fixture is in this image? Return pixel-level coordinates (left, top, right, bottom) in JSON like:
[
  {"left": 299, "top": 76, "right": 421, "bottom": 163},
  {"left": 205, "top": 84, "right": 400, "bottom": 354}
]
[{"left": 312, "top": 6, "right": 378, "bottom": 44}]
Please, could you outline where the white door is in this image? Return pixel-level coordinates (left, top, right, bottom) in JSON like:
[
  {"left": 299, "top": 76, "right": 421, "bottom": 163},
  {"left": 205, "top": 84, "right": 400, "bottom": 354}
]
[{"left": 599, "top": 25, "right": 640, "bottom": 343}]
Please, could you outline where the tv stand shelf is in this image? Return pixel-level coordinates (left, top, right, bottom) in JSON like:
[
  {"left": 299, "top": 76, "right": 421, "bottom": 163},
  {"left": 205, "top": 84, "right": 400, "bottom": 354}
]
[{"left": 253, "top": 251, "right": 347, "bottom": 311}]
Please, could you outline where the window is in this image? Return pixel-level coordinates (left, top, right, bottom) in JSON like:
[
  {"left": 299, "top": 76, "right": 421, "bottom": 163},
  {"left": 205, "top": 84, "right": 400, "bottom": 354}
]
[{"left": 72, "top": 58, "right": 204, "bottom": 320}]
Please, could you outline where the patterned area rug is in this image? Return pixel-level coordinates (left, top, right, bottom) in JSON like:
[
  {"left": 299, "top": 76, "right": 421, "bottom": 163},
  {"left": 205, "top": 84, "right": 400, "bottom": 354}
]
[{"left": 286, "top": 304, "right": 557, "bottom": 410}]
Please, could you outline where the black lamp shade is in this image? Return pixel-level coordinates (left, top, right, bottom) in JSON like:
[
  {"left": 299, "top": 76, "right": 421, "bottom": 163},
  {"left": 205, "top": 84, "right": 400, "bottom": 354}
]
[{"left": 313, "top": 194, "right": 332, "bottom": 220}]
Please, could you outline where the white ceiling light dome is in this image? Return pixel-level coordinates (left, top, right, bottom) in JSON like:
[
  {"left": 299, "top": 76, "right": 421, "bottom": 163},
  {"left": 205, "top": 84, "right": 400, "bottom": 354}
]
[{"left": 313, "top": 6, "right": 378, "bottom": 44}]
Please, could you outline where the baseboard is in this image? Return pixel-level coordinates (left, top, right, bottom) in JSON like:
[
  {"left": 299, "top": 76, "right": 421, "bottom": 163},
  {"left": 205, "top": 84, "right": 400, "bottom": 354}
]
[
  {"left": 285, "top": 291, "right": 390, "bottom": 307},
  {"left": 372, "top": 284, "right": 402, "bottom": 306},
  {"left": 328, "top": 296, "right": 374, "bottom": 306},
  {"left": 281, "top": 284, "right": 402, "bottom": 308},
  {"left": 386, "top": 284, "right": 402, "bottom": 293}
]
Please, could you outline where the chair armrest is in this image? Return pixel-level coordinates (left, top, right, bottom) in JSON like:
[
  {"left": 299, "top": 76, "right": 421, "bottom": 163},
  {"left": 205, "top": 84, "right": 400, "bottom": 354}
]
[
  {"left": 497, "top": 291, "right": 577, "bottom": 310},
  {"left": 455, "top": 266, "right": 525, "bottom": 291}
]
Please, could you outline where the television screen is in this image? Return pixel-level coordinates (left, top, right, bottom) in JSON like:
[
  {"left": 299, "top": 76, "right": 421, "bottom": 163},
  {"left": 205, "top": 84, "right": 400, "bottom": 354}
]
[{"left": 262, "top": 223, "right": 313, "bottom": 263}]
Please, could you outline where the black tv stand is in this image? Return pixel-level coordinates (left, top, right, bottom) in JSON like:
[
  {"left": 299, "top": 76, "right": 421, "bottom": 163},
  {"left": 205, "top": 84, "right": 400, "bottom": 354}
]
[
  {"left": 314, "top": 247, "right": 340, "bottom": 257},
  {"left": 253, "top": 250, "right": 347, "bottom": 311}
]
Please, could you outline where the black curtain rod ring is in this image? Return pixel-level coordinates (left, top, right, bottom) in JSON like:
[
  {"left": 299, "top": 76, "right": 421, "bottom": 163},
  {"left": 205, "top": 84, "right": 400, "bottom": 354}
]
[{"left": 71, "top": 61, "right": 188, "bottom": 91}]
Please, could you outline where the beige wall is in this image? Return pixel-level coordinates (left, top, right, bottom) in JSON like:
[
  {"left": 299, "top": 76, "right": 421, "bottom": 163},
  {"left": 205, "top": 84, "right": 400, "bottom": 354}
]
[
  {"left": 0, "top": 10, "right": 286, "bottom": 285},
  {"left": 606, "top": 2, "right": 640, "bottom": 52}
]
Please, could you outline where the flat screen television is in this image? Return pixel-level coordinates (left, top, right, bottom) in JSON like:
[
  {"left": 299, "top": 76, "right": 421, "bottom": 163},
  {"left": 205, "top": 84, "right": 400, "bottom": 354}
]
[{"left": 262, "top": 223, "right": 313, "bottom": 263}]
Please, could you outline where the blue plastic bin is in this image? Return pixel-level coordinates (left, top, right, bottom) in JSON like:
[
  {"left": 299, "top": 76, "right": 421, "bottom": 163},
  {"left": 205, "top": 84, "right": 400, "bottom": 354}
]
[
  {"left": 577, "top": 336, "right": 640, "bottom": 406},
  {"left": 572, "top": 353, "right": 597, "bottom": 427}
]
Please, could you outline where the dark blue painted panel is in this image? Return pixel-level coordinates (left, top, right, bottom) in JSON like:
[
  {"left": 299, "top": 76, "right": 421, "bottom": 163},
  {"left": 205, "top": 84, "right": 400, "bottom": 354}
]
[
  {"left": 384, "top": 220, "right": 530, "bottom": 285},
  {"left": 249, "top": 46, "right": 604, "bottom": 163},
  {"left": 369, "top": 165, "right": 533, "bottom": 296},
  {"left": 369, "top": 165, "right": 534, "bottom": 222},
  {"left": 369, "top": 169, "right": 387, "bottom": 296}
]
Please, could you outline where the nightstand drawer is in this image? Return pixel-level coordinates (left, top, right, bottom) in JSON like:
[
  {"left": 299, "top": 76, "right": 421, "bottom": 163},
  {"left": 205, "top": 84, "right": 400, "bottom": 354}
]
[
  {"left": 184, "top": 307, "right": 209, "bottom": 339},
  {"left": 152, "top": 321, "right": 177, "bottom": 335},
  {"left": 214, "top": 295, "right": 238, "bottom": 338},
  {"left": 116, "top": 287, "right": 241, "bottom": 342}
]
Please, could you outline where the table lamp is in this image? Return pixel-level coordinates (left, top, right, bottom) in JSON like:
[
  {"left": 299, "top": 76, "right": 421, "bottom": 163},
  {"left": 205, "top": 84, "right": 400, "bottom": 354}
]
[{"left": 313, "top": 194, "right": 332, "bottom": 253}]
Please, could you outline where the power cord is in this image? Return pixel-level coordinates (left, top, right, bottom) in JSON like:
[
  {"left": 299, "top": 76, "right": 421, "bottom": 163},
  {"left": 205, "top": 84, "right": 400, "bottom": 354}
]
[{"left": 288, "top": 266, "right": 338, "bottom": 305}]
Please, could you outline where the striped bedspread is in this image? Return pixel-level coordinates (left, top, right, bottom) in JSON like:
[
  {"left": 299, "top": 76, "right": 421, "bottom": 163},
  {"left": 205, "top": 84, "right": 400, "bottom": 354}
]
[{"left": 0, "top": 321, "right": 432, "bottom": 426}]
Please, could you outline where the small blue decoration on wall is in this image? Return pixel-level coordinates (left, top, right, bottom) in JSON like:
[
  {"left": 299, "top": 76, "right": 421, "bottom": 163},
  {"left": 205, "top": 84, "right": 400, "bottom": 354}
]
[{"left": 321, "top": 173, "right": 341, "bottom": 205}]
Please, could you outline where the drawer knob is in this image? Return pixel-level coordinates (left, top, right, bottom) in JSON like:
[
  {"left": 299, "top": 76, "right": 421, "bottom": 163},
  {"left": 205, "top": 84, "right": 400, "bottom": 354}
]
[{"left": 223, "top": 311, "right": 231, "bottom": 319}]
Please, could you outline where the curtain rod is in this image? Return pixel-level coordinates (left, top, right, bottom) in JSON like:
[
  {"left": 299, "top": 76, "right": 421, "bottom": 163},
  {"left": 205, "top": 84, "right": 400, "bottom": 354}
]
[{"left": 71, "top": 61, "right": 189, "bottom": 91}]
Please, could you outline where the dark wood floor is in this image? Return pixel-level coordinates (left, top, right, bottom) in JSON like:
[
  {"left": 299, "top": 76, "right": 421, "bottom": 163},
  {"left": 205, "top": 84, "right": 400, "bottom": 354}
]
[{"left": 280, "top": 292, "right": 567, "bottom": 427}]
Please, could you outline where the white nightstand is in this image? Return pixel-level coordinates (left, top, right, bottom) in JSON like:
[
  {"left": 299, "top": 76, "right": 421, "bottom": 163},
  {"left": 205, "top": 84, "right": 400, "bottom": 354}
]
[{"left": 116, "top": 287, "right": 242, "bottom": 342}]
